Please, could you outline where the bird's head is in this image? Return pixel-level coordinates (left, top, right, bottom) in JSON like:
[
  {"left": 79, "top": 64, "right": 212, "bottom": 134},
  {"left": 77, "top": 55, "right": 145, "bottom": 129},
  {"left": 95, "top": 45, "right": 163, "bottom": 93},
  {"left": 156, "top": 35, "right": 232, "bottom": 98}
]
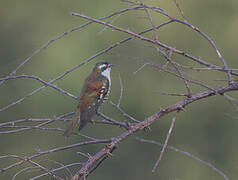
[{"left": 93, "top": 62, "right": 113, "bottom": 78}]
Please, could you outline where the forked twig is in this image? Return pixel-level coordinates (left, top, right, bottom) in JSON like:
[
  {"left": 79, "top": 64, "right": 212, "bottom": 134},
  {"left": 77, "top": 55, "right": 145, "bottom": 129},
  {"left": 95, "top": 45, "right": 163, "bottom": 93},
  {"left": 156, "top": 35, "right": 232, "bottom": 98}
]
[
  {"left": 140, "top": 0, "right": 158, "bottom": 41},
  {"left": 173, "top": 0, "right": 187, "bottom": 21}
]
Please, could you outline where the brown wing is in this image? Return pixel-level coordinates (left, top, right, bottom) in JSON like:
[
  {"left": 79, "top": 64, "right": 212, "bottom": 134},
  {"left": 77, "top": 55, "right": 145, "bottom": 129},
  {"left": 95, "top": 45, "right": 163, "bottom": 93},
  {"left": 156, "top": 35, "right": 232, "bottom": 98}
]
[
  {"left": 77, "top": 80, "right": 106, "bottom": 131},
  {"left": 79, "top": 80, "right": 104, "bottom": 110}
]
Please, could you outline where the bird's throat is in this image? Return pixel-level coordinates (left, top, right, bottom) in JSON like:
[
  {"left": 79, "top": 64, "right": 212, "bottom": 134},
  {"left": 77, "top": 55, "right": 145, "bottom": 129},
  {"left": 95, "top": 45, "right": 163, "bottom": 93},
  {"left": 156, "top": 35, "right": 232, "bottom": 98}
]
[{"left": 101, "top": 68, "right": 111, "bottom": 89}]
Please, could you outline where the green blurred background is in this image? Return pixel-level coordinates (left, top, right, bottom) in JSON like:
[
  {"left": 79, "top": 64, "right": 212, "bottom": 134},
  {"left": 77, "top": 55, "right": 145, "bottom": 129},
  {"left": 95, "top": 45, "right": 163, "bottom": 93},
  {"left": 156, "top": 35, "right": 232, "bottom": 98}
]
[{"left": 1, "top": 0, "right": 238, "bottom": 179}]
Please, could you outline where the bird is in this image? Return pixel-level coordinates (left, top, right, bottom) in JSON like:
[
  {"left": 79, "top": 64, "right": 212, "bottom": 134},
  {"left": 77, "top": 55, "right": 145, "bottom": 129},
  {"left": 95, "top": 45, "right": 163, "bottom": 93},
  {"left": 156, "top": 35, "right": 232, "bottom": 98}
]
[{"left": 63, "top": 62, "right": 113, "bottom": 137}]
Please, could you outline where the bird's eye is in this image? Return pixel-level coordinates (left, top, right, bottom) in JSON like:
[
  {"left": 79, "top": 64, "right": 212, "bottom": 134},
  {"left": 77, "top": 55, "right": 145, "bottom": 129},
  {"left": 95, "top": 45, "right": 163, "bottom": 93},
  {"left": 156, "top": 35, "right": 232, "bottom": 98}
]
[
  {"left": 101, "top": 64, "right": 108, "bottom": 70},
  {"left": 98, "top": 63, "right": 109, "bottom": 71}
]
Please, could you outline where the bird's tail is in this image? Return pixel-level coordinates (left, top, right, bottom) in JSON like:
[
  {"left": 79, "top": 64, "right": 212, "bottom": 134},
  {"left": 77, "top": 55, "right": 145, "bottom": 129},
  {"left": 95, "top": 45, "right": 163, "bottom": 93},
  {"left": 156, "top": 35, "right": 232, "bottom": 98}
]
[
  {"left": 78, "top": 110, "right": 91, "bottom": 131},
  {"left": 63, "top": 109, "right": 80, "bottom": 137}
]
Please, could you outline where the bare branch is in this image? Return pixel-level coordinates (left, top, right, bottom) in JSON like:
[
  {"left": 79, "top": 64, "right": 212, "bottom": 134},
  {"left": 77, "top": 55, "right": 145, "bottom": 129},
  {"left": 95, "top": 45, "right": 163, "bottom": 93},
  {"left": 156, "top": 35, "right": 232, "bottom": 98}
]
[
  {"left": 96, "top": 112, "right": 129, "bottom": 129},
  {"left": 30, "top": 163, "right": 82, "bottom": 180},
  {"left": 133, "top": 63, "right": 150, "bottom": 74},
  {"left": 173, "top": 0, "right": 187, "bottom": 21},
  {"left": 157, "top": 48, "right": 192, "bottom": 97},
  {"left": 139, "top": 0, "right": 158, "bottom": 41},
  {"left": 0, "top": 75, "right": 77, "bottom": 100},
  {"left": 152, "top": 113, "right": 177, "bottom": 172},
  {"left": 110, "top": 101, "right": 140, "bottom": 123},
  {"left": 157, "top": 90, "right": 187, "bottom": 97},
  {"left": 0, "top": 155, "right": 62, "bottom": 180}
]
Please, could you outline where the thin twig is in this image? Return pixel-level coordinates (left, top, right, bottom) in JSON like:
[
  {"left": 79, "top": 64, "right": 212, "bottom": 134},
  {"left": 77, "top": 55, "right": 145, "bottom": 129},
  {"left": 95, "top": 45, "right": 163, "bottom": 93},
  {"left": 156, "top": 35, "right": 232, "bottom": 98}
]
[
  {"left": 110, "top": 101, "right": 140, "bottom": 123},
  {"left": 0, "top": 75, "right": 77, "bottom": 100},
  {"left": 1, "top": 155, "right": 62, "bottom": 180},
  {"left": 77, "top": 152, "right": 92, "bottom": 159},
  {"left": 98, "top": 14, "right": 121, "bottom": 35},
  {"left": 140, "top": 1, "right": 158, "bottom": 41},
  {"left": 157, "top": 90, "right": 187, "bottom": 97},
  {"left": 157, "top": 48, "right": 192, "bottom": 97},
  {"left": 87, "top": 146, "right": 116, "bottom": 177},
  {"left": 133, "top": 63, "right": 150, "bottom": 74},
  {"left": 30, "top": 163, "right": 82, "bottom": 180},
  {"left": 173, "top": 0, "right": 187, "bottom": 22},
  {"left": 152, "top": 113, "right": 177, "bottom": 172},
  {"left": 0, "top": 111, "right": 74, "bottom": 128},
  {"left": 96, "top": 112, "right": 129, "bottom": 129},
  {"left": 12, "top": 166, "right": 38, "bottom": 180}
]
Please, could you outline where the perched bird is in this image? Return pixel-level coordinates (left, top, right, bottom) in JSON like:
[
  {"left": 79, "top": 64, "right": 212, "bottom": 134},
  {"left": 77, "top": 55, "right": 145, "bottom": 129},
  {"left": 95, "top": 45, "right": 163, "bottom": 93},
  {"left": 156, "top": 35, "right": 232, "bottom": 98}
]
[{"left": 63, "top": 62, "right": 113, "bottom": 137}]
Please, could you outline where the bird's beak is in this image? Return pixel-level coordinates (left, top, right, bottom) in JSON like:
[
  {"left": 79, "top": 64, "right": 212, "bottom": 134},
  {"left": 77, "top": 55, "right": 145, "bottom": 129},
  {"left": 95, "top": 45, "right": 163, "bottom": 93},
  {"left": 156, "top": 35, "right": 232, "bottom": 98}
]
[{"left": 109, "top": 64, "right": 114, "bottom": 68}]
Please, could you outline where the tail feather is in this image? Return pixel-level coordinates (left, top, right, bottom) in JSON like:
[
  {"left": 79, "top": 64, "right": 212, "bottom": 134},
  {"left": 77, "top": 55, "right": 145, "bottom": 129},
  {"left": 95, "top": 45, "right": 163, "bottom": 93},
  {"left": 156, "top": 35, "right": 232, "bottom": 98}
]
[
  {"left": 63, "top": 109, "right": 80, "bottom": 137},
  {"left": 63, "top": 106, "right": 96, "bottom": 137},
  {"left": 78, "top": 110, "right": 92, "bottom": 131}
]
